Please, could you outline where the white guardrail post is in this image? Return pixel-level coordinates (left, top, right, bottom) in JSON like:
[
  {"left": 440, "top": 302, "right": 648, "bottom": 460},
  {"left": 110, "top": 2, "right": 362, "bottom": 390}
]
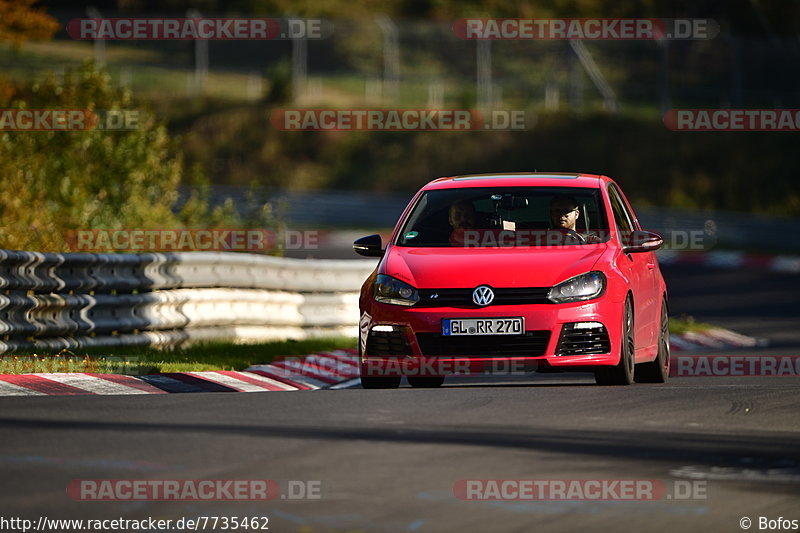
[{"left": 0, "top": 250, "right": 377, "bottom": 353}]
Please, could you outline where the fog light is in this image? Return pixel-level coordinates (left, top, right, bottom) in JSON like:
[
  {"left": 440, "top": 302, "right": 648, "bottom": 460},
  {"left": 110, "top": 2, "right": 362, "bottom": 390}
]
[{"left": 572, "top": 321, "right": 604, "bottom": 330}]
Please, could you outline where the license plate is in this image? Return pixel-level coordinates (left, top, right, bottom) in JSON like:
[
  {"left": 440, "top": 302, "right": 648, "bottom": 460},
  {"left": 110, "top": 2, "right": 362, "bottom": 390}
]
[{"left": 442, "top": 317, "right": 524, "bottom": 336}]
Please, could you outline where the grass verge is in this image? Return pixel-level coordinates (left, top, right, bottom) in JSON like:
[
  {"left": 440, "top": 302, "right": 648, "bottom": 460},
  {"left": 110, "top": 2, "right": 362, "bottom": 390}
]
[
  {"left": 0, "top": 337, "right": 357, "bottom": 375},
  {"left": 669, "top": 314, "right": 716, "bottom": 335}
]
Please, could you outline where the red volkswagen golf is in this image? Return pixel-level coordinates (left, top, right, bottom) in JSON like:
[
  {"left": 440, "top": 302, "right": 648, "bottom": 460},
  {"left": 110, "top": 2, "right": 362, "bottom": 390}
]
[{"left": 353, "top": 173, "right": 669, "bottom": 388}]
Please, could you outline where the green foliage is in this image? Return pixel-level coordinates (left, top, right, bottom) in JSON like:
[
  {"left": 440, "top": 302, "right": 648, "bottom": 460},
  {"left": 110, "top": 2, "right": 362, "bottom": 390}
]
[
  {"left": 0, "top": 62, "right": 281, "bottom": 252},
  {"left": 264, "top": 58, "right": 292, "bottom": 105},
  {"left": 0, "top": 0, "right": 59, "bottom": 46},
  {"left": 669, "top": 314, "right": 714, "bottom": 335}
]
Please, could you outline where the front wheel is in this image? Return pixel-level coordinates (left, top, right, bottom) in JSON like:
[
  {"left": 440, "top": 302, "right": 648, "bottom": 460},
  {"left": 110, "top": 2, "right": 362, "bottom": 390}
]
[
  {"left": 595, "top": 298, "right": 635, "bottom": 386},
  {"left": 635, "top": 299, "right": 670, "bottom": 383},
  {"left": 359, "top": 344, "right": 401, "bottom": 389}
]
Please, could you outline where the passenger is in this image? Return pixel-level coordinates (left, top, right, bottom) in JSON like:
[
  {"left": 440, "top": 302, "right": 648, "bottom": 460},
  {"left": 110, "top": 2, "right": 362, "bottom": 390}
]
[
  {"left": 449, "top": 200, "right": 477, "bottom": 230},
  {"left": 448, "top": 200, "right": 478, "bottom": 246}
]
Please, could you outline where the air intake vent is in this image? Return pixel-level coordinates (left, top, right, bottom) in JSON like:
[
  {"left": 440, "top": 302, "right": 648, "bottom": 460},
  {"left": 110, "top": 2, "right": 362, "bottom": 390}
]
[
  {"left": 366, "top": 329, "right": 411, "bottom": 356},
  {"left": 556, "top": 323, "right": 610, "bottom": 356}
]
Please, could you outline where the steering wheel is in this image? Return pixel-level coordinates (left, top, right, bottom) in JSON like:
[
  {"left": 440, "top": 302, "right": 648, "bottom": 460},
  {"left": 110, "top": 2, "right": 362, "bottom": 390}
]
[
  {"left": 550, "top": 228, "right": 586, "bottom": 244},
  {"left": 565, "top": 229, "right": 587, "bottom": 244}
]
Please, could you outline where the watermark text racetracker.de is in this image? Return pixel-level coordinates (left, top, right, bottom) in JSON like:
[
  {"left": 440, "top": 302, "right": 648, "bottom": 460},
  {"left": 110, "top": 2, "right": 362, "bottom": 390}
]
[
  {"left": 67, "top": 479, "right": 321, "bottom": 501},
  {"left": 452, "top": 18, "right": 718, "bottom": 40},
  {"left": 272, "top": 109, "right": 530, "bottom": 131},
  {"left": 67, "top": 17, "right": 332, "bottom": 40},
  {"left": 66, "top": 229, "right": 318, "bottom": 252},
  {"left": 664, "top": 109, "right": 800, "bottom": 131},
  {"left": 673, "top": 355, "right": 800, "bottom": 377},
  {"left": 454, "top": 479, "right": 707, "bottom": 501},
  {"left": 0, "top": 109, "right": 140, "bottom": 131},
  {"left": 451, "top": 229, "right": 715, "bottom": 250}
]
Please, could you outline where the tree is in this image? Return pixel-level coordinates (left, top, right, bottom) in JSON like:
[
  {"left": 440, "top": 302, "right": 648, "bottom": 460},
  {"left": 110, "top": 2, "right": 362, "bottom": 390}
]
[
  {"left": 0, "top": 62, "right": 268, "bottom": 252},
  {"left": 0, "top": 0, "right": 59, "bottom": 46}
]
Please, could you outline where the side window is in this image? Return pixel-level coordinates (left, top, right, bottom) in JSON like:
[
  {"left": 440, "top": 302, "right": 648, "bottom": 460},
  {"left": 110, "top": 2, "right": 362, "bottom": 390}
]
[
  {"left": 615, "top": 186, "right": 640, "bottom": 230},
  {"left": 608, "top": 185, "right": 633, "bottom": 234}
]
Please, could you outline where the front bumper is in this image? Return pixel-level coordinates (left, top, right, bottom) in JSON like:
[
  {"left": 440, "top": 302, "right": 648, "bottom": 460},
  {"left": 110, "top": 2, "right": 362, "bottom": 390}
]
[{"left": 360, "top": 298, "right": 622, "bottom": 377}]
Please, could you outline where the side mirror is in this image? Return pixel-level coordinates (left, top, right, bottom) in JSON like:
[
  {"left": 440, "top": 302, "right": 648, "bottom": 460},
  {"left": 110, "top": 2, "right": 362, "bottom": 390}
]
[
  {"left": 353, "top": 234, "right": 385, "bottom": 257},
  {"left": 623, "top": 230, "right": 663, "bottom": 253}
]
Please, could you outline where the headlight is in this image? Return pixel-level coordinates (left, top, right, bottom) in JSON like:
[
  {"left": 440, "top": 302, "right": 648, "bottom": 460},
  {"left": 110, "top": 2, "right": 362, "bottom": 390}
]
[
  {"left": 373, "top": 274, "right": 419, "bottom": 306},
  {"left": 548, "top": 271, "right": 605, "bottom": 303}
]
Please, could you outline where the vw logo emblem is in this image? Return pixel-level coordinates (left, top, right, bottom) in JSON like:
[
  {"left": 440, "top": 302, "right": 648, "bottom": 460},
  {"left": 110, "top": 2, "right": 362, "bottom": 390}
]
[{"left": 472, "top": 285, "right": 495, "bottom": 306}]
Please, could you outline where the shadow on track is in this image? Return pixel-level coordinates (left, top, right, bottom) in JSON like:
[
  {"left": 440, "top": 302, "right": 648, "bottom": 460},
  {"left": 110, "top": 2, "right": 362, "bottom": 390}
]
[{"left": 1, "top": 416, "right": 798, "bottom": 471}]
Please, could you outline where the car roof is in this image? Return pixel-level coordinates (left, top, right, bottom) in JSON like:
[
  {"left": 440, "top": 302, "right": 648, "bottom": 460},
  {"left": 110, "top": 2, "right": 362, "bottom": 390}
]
[{"left": 422, "top": 172, "right": 611, "bottom": 190}]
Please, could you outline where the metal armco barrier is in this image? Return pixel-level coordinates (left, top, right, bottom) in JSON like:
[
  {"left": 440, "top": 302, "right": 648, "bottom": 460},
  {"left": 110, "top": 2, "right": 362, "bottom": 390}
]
[{"left": 0, "top": 250, "right": 376, "bottom": 353}]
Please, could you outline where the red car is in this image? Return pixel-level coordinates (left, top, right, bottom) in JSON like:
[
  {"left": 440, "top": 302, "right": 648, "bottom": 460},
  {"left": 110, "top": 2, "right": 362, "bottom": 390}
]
[{"left": 353, "top": 173, "right": 669, "bottom": 388}]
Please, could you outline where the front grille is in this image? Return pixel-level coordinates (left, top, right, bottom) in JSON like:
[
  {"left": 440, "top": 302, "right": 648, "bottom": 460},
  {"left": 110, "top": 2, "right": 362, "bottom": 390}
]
[
  {"left": 416, "top": 331, "right": 551, "bottom": 357},
  {"left": 416, "top": 287, "right": 551, "bottom": 307},
  {"left": 366, "top": 329, "right": 411, "bottom": 356},
  {"left": 556, "top": 323, "right": 611, "bottom": 355}
]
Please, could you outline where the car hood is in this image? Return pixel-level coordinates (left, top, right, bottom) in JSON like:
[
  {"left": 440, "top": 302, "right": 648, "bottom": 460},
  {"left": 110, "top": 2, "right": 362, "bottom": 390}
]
[{"left": 381, "top": 245, "right": 608, "bottom": 289}]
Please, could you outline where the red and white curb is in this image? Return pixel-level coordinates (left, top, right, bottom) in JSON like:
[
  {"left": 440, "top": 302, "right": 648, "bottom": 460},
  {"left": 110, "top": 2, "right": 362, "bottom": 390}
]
[
  {"left": 0, "top": 349, "right": 359, "bottom": 397},
  {"left": 657, "top": 250, "right": 800, "bottom": 273},
  {"left": 0, "top": 331, "right": 768, "bottom": 396}
]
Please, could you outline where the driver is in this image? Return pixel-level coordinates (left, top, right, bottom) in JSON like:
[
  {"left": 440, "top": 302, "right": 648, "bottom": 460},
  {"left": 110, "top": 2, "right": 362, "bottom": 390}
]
[
  {"left": 548, "top": 194, "right": 588, "bottom": 244},
  {"left": 549, "top": 194, "right": 581, "bottom": 231}
]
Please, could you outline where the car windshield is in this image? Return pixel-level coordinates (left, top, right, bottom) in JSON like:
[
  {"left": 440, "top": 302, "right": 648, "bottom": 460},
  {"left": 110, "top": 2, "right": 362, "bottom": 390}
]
[{"left": 395, "top": 186, "right": 609, "bottom": 247}]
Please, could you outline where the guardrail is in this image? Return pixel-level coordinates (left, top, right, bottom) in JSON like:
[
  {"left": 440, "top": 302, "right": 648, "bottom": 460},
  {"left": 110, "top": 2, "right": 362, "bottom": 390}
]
[{"left": 0, "top": 250, "right": 377, "bottom": 353}]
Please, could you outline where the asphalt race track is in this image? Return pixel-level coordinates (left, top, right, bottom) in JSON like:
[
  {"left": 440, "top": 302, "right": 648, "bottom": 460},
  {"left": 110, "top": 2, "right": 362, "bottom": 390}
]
[
  {"left": 1, "top": 264, "right": 798, "bottom": 533},
  {"left": 662, "top": 264, "right": 800, "bottom": 349}
]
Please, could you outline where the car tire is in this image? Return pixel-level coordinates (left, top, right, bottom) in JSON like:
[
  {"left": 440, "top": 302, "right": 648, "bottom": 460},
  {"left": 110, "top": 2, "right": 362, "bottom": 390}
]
[
  {"left": 635, "top": 299, "right": 670, "bottom": 383},
  {"left": 595, "top": 298, "right": 635, "bottom": 386},
  {"left": 360, "top": 376, "right": 402, "bottom": 389},
  {"left": 407, "top": 376, "right": 445, "bottom": 388},
  {"left": 359, "top": 343, "right": 402, "bottom": 389}
]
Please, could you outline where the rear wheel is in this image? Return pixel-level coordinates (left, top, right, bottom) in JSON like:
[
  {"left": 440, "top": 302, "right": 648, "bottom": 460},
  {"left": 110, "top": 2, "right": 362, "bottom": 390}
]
[
  {"left": 635, "top": 299, "right": 670, "bottom": 383},
  {"left": 407, "top": 376, "right": 445, "bottom": 388},
  {"left": 360, "top": 376, "right": 401, "bottom": 389},
  {"left": 595, "top": 298, "right": 635, "bottom": 386}
]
